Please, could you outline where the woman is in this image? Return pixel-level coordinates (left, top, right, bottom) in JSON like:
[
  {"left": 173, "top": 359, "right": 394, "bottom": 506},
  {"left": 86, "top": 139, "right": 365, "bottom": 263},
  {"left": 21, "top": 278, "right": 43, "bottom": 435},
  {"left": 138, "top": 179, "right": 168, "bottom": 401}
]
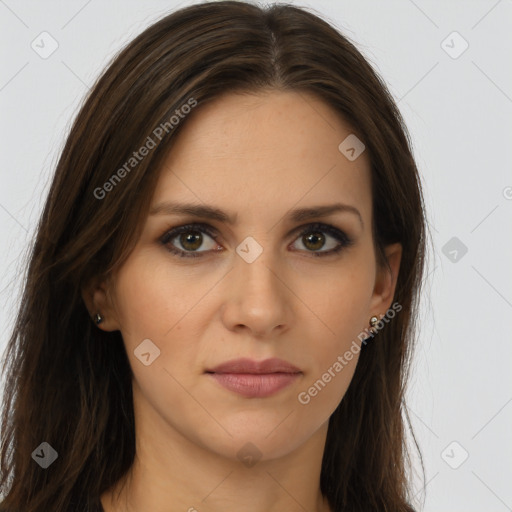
[{"left": 0, "top": 1, "right": 428, "bottom": 511}]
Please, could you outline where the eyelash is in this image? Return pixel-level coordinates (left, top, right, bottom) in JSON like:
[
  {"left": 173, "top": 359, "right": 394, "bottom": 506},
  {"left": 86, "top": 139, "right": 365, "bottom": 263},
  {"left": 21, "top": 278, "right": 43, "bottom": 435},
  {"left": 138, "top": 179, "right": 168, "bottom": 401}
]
[{"left": 160, "top": 222, "right": 353, "bottom": 259}]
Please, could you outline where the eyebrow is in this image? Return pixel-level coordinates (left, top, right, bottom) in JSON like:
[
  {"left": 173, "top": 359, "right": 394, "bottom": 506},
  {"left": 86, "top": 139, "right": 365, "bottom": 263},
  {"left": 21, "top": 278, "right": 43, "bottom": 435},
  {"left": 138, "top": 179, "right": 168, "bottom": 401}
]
[{"left": 149, "top": 201, "right": 363, "bottom": 228}]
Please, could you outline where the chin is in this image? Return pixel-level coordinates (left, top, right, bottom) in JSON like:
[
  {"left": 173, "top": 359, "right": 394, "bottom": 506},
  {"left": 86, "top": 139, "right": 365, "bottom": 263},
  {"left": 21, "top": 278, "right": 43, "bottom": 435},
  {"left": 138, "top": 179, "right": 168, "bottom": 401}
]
[{"left": 191, "top": 414, "right": 317, "bottom": 463}]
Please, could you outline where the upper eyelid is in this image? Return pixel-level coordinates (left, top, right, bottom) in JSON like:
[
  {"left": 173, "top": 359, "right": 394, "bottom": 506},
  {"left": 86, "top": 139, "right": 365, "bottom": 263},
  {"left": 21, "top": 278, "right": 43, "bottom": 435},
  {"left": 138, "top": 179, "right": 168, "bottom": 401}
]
[{"left": 162, "top": 221, "right": 346, "bottom": 240}]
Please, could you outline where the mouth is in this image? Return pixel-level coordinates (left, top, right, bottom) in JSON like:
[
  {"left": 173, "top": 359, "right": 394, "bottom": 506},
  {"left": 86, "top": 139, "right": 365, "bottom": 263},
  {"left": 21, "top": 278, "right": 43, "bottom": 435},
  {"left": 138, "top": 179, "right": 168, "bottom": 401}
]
[{"left": 205, "top": 358, "right": 302, "bottom": 398}]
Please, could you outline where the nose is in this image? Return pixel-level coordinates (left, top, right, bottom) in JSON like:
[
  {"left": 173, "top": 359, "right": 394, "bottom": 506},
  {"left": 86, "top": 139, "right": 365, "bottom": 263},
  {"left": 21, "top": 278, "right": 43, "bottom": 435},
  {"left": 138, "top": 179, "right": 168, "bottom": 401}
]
[{"left": 220, "top": 246, "right": 292, "bottom": 338}]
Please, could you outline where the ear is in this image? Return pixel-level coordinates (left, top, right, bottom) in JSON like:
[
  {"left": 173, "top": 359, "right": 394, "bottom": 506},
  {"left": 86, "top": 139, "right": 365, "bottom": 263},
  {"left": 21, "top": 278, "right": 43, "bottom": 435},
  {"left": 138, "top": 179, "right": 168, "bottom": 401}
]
[
  {"left": 81, "top": 274, "right": 122, "bottom": 331},
  {"left": 369, "top": 242, "right": 402, "bottom": 316}
]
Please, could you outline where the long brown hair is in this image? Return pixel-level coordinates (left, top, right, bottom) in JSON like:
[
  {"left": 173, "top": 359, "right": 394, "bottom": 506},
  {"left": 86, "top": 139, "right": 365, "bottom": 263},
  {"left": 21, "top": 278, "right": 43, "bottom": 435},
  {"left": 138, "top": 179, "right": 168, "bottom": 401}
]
[{"left": 0, "top": 2, "right": 428, "bottom": 510}]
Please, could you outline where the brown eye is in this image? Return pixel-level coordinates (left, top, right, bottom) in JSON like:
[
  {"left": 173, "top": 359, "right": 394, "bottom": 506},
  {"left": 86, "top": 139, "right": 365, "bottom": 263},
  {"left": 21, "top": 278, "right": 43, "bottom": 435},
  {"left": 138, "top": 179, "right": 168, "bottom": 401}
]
[
  {"left": 302, "top": 231, "right": 326, "bottom": 251},
  {"left": 160, "top": 222, "right": 352, "bottom": 259},
  {"left": 161, "top": 224, "right": 220, "bottom": 258},
  {"left": 291, "top": 223, "right": 352, "bottom": 257},
  {"left": 178, "top": 232, "right": 203, "bottom": 251}
]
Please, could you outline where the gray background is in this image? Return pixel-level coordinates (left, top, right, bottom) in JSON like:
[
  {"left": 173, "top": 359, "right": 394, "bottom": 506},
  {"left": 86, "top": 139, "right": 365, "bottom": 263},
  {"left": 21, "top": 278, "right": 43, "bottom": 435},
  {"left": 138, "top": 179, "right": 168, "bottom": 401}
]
[{"left": 1, "top": 1, "right": 511, "bottom": 510}]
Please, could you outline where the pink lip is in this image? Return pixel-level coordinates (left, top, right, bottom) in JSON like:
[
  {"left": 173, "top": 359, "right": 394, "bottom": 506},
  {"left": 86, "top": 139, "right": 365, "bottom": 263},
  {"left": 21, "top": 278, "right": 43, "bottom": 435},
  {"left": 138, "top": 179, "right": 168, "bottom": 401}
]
[
  {"left": 207, "top": 357, "right": 301, "bottom": 374},
  {"left": 205, "top": 358, "right": 302, "bottom": 398}
]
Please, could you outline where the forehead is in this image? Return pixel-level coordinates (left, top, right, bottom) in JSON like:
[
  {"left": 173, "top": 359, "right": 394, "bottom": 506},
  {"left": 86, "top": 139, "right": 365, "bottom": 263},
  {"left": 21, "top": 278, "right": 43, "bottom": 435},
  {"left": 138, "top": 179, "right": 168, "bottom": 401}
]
[{"left": 151, "top": 90, "right": 372, "bottom": 224}]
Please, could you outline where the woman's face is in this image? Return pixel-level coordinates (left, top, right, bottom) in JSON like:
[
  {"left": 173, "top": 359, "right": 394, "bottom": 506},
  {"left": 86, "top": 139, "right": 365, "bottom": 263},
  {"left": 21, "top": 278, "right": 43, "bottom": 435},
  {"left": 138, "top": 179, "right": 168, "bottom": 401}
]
[{"left": 92, "top": 90, "right": 401, "bottom": 462}]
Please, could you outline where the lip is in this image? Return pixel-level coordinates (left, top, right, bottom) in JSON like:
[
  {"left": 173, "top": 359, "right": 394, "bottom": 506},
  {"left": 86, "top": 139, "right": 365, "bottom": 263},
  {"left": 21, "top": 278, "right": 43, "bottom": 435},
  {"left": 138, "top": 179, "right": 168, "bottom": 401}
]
[
  {"left": 206, "top": 357, "right": 301, "bottom": 374},
  {"left": 205, "top": 358, "right": 302, "bottom": 398}
]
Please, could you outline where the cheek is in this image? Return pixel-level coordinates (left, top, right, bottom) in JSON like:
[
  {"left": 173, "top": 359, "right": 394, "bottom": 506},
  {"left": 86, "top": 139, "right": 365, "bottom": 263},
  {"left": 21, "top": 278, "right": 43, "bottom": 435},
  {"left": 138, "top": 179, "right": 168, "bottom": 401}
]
[
  {"left": 111, "top": 256, "right": 205, "bottom": 398},
  {"left": 112, "top": 252, "right": 209, "bottom": 340},
  {"left": 296, "top": 351, "right": 359, "bottom": 420},
  {"left": 293, "top": 261, "right": 373, "bottom": 406},
  {"left": 301, "top": 262, "right": 374, "bottom": 340},
  {"left": 111, "top": 253, "right": 225, "bottom": 391},
  {"left": 292, "top": 291, "right": 366, "bottom": 422}
]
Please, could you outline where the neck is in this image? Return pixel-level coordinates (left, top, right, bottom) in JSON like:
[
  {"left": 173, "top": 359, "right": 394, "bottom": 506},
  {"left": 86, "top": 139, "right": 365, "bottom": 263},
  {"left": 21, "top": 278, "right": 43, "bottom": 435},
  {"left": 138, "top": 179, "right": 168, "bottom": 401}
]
[{"left": 100, "top": 394, "right": 332, "bottom": 512}]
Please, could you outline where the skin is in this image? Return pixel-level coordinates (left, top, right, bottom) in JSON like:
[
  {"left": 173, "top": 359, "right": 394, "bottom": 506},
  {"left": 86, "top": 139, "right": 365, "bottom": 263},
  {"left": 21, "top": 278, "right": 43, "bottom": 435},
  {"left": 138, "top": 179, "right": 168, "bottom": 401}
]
[{"left": 83, "top": 89, "right": 401, "bottom": 512}]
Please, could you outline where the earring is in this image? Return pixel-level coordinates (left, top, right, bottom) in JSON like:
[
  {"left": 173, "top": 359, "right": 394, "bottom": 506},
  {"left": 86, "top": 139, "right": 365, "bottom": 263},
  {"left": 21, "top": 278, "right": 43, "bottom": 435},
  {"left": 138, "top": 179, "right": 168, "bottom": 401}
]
[
  {"left": 369, "top": 316, "right": 379, "bottom": 335},
  {"left": 362, "top": 316, "right": 380, "bottom": 348},
  {"left": 94, "top": 312, "right": 104, "bottom": 325}
]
